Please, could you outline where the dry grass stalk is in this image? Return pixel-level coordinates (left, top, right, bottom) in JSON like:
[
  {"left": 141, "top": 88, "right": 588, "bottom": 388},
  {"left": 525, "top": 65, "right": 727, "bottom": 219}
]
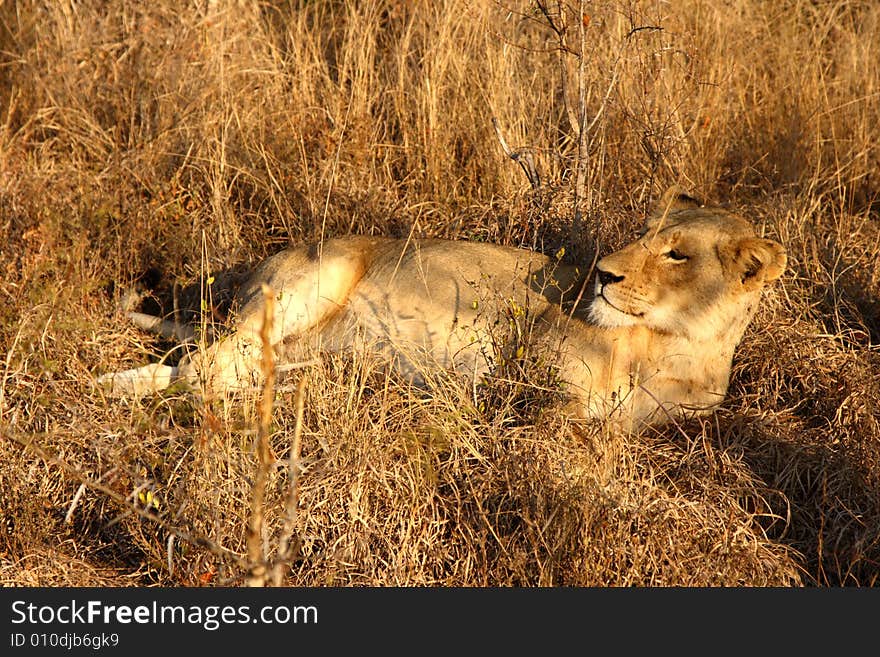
[{"left": 245, "top": 283, "right": 277, "bottom": 587}]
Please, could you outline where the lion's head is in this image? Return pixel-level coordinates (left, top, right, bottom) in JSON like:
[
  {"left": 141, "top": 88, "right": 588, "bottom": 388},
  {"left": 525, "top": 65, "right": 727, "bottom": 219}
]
[{"left": 589, "top": 187, "right": 787, "bottom": 344}]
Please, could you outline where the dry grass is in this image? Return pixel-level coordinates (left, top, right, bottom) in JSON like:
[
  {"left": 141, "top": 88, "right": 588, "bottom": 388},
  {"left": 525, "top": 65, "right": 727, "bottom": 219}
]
[{"left": 1, "top": 0, "right": 878, "bottom": 586}]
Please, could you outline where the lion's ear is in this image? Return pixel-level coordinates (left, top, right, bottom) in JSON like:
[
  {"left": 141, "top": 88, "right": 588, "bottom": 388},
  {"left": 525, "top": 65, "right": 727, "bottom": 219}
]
[
  {"left": 728, "top": 237, "right": 787, "bottom": 290},
  {"left": 646, "top": 186, "right": 703, "bottom": 230},
  {"left": 655, "top": 186, "right": 702, "bottom": 214}
]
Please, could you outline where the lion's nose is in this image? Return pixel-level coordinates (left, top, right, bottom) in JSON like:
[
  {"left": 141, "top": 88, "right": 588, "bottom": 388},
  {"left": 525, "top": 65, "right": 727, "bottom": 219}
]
[{"left": 597, "top": 268, "right": 624, "bottom": 287}]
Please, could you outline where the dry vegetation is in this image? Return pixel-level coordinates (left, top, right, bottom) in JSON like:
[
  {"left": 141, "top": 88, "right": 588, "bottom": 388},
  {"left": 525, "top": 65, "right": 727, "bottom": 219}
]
[{"left": 1, "top": 0, "right": 879, "bottom": 587}]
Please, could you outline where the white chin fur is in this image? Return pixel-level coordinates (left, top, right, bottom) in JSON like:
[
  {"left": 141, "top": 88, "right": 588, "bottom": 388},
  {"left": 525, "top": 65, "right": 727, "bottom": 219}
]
[{"left": 588, "top": 297, "right": 641, "bottom": 328}]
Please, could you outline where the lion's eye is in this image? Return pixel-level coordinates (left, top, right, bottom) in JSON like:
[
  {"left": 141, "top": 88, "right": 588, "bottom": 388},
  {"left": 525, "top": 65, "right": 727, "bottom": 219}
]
[{"left": 664, "top": 249, "right": 688, "bottom": 262}]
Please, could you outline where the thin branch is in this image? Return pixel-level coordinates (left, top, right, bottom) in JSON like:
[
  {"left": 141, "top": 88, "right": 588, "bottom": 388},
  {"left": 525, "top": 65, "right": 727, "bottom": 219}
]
[
  {"left": 572, "top": 0, "right": 589, "bottom": 242},
  {"left": 492, "top": 117, "right": 541, "bottom": 189},
  {"left": 534, "top": 0, "right": 564, "bottom": 37},
  {"left": 272, "top": 375, "right": 307, "bottom": 586},
  {"left": 555, "top": 0, "right": 580, "bottom": 137}
]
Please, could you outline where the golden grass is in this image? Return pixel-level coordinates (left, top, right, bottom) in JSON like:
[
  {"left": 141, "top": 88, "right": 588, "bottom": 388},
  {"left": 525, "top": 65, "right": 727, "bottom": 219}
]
[{"left": 1, "top": 0, "right": 878, "bottom": 586}]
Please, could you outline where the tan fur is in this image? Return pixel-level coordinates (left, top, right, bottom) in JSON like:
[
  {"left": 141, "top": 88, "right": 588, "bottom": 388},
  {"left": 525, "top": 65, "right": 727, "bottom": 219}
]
[{"left": 98, "top": 187, "right": 786, "bottom": 428}]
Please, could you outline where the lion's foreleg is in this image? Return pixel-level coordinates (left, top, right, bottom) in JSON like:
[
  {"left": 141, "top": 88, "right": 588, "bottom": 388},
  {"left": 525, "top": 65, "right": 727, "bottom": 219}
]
[
  {"left": 96, "top": 362, "right": 179, "bottom": 398},
  {"left": 127, "top": 311, "right": 195, "bottom": 343}
]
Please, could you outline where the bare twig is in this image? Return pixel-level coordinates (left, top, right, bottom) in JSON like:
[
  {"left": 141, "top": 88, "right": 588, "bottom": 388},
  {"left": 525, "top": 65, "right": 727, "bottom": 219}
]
[
  {"left": 491, "top": 117, "right": 541, "bottom": 189},
  {"left": 271, "top": 375, "right": 307, "bottom": 586},
  {"left": 571, "top": 0, "right": 589, "bottom": 243},
  {"left": 534, "top": 0, "right": 563, "bottom": 38}
]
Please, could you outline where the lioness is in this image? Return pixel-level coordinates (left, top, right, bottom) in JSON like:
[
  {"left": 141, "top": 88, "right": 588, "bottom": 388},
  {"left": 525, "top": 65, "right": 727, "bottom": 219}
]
[{"left": 99, "top": 187, "right": 786, "bottom": 427}]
